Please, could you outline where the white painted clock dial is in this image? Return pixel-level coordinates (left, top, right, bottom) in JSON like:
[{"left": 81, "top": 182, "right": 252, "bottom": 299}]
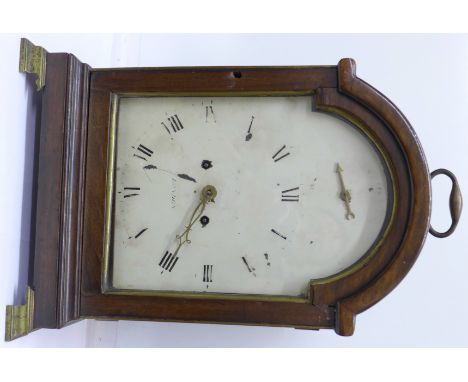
[{"left": 110, "top": 96, "right": 390, "bottom": 297}]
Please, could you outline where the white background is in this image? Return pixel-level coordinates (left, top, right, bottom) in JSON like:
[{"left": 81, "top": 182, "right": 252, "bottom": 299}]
[{"left": 1, "top": 34, "right": 467, "bottom": 347}]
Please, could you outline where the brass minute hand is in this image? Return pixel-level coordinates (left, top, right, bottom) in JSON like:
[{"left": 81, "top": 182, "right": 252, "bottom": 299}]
[
  {"left": 173, "top": 185, "right": 217, "bottom": 257},
  {"left": 336, "top": 163, "right": 355, "bottom": 220}
]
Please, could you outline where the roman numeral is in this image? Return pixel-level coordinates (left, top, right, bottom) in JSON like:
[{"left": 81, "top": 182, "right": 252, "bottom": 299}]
[
  {"left": 241, "top": 256, "right": 257, "bottom": 277},
  {"left": 162, "top": 114, "right": 184, "bottom": 134},
  {"left": 158, "top": 251, "right": 179, "bottom": 272},
  {"left": 132, "top": 144, "right": 153, "bottom": 161},
  {"left": 271, "top": 228, "right": 287, "bottom": 240},
  {"left": 203, "top": 265, "right": 213, "bottom": 282},
  {"left": 272, "top": 145, "right": 290, "bottom": 162},
  {"left": 281, "top": 186, "right": 299, "bottom": 202},
  {"left": 134, "top": 228, "right": 148, "bottom": 239},
  {"left": 245, "top": 116, "right": 255, "bottom": 141},
  {"left": 123, "top": 187, "right": 140, "bottom": 198},
  {"left": 264, "top": 253, "right": 271, "bottom": 266},
  {"left": 205, "top": 101, "right": 216, "bottom": 123},
  {"left": 242, "top": 256, "right": 252, "bottom": 272}
]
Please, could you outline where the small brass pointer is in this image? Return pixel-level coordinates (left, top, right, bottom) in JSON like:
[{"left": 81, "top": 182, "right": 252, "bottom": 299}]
[
  {"left": 336, "top": 163, "right": 355, "bottom": 220},
  {"left": 173, "top": 185, "right": 217, "bottom": 257}
]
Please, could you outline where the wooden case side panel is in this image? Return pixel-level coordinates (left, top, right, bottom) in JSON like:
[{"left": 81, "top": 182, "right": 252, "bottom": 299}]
[
  {"left": 333, "top": 58, "right": 431, "bottom": 336},
  {"left": 57, "top": 55, "right": 91, "bottom": 326},
  {"left": 32, "top": 53, "right": 90, "bottom": 329},
  {"left": 32, "top": 53, "right": 68, "bottom": 329}
]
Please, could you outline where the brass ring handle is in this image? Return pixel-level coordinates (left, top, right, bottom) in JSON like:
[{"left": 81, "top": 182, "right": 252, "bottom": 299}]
[{"left": 429, "top": 169, "right": 463, "bottom": 238}]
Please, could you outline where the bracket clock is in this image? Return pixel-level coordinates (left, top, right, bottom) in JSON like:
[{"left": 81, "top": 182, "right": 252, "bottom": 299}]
[{"left": 5, "top": 38, "right": 463, "bottom": 341}]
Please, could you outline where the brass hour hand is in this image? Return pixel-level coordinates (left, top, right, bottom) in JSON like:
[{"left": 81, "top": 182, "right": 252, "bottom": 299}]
[
  {"left": 173, "top": 185, "right": 217, "bottom": 257},
  {"left": 336, "top": 163, "right": 355, "bottom": 220}
]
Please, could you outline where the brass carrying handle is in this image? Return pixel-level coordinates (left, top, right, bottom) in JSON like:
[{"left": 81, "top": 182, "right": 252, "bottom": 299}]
[{"left": 429, "top": 169, "right": 463, "bottom": 238}]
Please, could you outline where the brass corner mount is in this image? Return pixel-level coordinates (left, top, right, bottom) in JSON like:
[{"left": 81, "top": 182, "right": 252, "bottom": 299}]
[
  {"left": 5, "top": 287, "right": 35, "bottom": 342},
  {"left": 19, "top": 38, "right": 47, "bottom": 91}
]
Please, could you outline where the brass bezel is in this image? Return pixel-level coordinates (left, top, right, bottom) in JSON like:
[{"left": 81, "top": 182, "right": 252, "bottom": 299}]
[{"left": 102, "top": 92, "right": 397, "bottom": 303}]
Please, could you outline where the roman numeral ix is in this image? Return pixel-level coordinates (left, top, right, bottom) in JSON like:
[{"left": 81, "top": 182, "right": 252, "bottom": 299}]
[
  {"left": 162, "top": 114, "right": 184, "bottom": 134},
  {"left": 159, "top": 251, "right": 179, "bottom": 272},
  {"left": 281, "top": 186, "right": 300, "bottom": 202}
]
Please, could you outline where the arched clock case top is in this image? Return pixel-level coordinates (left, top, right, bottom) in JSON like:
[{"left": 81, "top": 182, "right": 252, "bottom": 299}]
[{"left": 5, "top": 38, "right": 462, "bottom": 341}]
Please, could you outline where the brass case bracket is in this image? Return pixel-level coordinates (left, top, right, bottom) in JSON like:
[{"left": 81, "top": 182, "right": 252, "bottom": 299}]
[
  {"left": 19, "top": 38, "right": 47, "bottom": 91},
  {"left": 5, "top": 287, "right": 35, "bottom": 342}
]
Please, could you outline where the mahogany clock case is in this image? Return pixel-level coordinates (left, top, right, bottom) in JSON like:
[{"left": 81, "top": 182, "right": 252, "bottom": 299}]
[{"left": 5, "top": 38, "right": 462, "bottom": 341}]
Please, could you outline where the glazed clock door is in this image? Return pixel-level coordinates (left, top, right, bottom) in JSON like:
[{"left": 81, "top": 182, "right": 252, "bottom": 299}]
[{"left": 106, "top": 95, "right": 391, "bottom": 297}]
